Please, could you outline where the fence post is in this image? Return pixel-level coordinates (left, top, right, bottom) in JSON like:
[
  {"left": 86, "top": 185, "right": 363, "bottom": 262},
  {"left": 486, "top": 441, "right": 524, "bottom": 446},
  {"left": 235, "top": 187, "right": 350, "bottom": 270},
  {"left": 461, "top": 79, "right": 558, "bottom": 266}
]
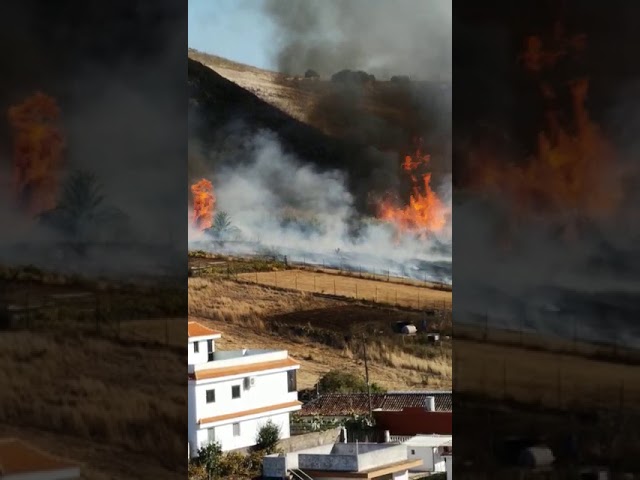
[
  {"left": 333, "top": 279, "right": 336, "bottom": 295},
  {"left": 375, "top": 287, "right": 378, "bottom": 303},
  {"left": 295, "top": 275, "right": 298, "bottom": 290},
  {"left": 355, "top": 284, "right": 358, "bottom": 299}
]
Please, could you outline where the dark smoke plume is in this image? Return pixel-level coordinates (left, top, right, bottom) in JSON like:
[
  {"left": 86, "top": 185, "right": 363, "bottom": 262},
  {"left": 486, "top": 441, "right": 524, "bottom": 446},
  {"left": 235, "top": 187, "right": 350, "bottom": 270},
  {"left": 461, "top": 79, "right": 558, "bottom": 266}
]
[{"left": 263, "top": 0, "right": 451, "bottom": 80}]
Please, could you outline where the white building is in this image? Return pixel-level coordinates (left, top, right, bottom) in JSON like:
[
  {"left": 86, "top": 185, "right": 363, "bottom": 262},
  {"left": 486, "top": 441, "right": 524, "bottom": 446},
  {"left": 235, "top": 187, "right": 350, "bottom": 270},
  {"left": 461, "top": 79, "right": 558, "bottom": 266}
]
[
  {"left": 0, "top": 438, "right": 80, "bottom": 480},
  {"left": 403, "top": 434, "right": 452, "bottom": 473},
  {"left": 188, "top": 321, "right": 301, "bottom": 457}
]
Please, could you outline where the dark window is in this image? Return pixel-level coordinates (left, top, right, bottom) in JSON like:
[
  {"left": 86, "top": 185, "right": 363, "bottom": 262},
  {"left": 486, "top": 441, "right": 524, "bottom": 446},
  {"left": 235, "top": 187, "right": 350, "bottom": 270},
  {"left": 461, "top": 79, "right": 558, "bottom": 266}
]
[
  {"left": 411, "top": 449, "right": 415, "bottom": 455},
  {"left": 207, "top": 339, "right": 213, "bottom": 361},
  {"left": 193, "top": 341, "right": 199, "bottom": 353},
  {"left": 287, "top": 370, "right": 297, "bottom": 392},
  {"left": 232, "top": 385, "right": 241, "bottom": 399},
  {"left": 206, "top": 389, "right": 215, "bottom": 403}
]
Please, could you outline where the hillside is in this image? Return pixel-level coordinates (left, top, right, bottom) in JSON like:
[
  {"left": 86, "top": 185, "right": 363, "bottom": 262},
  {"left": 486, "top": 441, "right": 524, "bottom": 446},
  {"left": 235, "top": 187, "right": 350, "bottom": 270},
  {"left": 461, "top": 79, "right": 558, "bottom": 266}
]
[
  {"left": 187, "top": 50, "right": 451, "bottom": 213},
  {"left": 188, "top": 276, "right": 452, "bottom": 391},
  {"left": 188, "top": 49, "right": 451, "bottom": 156}
]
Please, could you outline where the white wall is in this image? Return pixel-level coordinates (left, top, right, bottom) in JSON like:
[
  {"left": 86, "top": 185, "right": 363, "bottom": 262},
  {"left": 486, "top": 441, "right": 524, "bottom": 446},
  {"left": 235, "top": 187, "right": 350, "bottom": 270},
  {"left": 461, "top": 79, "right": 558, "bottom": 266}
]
[
  {"left": 194, "top": 369, "right": 299, "bottom": 420},
  {"left": 393, "top": 471, "right": 409, "bottom": 480},
  {"left": 188, "top": 336, "right": 216, "bottom": 365},
  {"left": 192, "top": 349, "right": 286, "bottom": 373},
  {"left": 407, "top": 446, "right": 434, "bottom": 472},
  {"left": 189, "top": 366, "right": 300, "bottom": 455},
  {"left": 195, "top": 411, "right": 291, "bottom": 452},
  {"left": 444, "top": 455, "right": 452, "bottom": 480}
]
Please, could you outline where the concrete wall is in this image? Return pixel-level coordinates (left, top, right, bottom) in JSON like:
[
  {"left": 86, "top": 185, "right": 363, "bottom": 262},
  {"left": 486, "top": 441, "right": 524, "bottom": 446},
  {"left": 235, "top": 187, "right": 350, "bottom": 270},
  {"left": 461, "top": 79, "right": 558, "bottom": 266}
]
[
  {"left": 299, "top": 453, "right": 358, "bottom": 472},
  {"left": 263, "top": 444, "right": 336, "bottom": 479},
  {"left": 298, "top": 443, "right": 407, "bottom": 473},
  {"left": 195, "top": 370, "right": 299, "bottom": 420},
  {"left": 196, "top": 411, "right": 291, "bottom": 452},
  {"left": 356, "top": 444, "right": 407, "bottom": 471},
  {"left": 277, "top": 427, "right": 342, "bottom": 453}
]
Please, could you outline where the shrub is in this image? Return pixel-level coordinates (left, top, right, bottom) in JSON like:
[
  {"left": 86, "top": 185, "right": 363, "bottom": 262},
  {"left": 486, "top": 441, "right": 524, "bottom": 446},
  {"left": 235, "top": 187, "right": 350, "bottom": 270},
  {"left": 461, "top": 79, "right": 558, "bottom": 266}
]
[
  {"left": 304, "top": 69, "right": 319, "bottom": 79},
  {"left": 196, "top": 441, "right": 223, "bottom": 480},
  {"left": 317, "top": 369, "right": 386, "bottom": 394},
  {"left": 255, "top": 420, "right": 281, "bottom": 454}
]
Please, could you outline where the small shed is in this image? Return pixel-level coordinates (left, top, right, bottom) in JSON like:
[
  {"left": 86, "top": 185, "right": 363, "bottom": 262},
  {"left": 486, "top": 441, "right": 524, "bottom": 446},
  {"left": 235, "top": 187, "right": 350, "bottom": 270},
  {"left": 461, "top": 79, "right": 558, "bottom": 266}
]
[{"left": 403, "top": 435, "right": 452, "bottom": 473}]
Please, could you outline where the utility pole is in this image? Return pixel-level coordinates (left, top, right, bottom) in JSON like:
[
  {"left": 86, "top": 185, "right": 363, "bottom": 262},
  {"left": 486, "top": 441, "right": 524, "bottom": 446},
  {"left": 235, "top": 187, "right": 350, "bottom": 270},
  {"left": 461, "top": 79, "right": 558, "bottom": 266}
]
[{"left": 362, "top": 334, "right": 372, "bottom": 417}]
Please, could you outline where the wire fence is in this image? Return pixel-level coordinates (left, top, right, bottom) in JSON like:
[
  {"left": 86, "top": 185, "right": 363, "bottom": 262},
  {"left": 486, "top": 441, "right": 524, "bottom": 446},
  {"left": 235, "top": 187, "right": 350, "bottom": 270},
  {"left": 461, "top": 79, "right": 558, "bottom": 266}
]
[{"left": 1, "top": 288, "right": 185, "bottom": 348}]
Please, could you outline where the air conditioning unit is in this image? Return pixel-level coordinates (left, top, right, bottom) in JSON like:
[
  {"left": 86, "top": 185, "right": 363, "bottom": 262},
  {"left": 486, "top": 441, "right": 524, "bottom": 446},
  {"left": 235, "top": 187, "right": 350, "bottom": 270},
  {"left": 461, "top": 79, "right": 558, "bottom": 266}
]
[{"left": 244, "top": 377, "right": 255, "bottom": 390}]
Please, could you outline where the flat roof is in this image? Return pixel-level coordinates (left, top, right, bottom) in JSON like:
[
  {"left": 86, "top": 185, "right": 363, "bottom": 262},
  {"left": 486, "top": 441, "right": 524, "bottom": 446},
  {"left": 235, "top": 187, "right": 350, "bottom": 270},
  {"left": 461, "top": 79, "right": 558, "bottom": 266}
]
[
  {"left": 0, "top": 438, "right": 79, "bottom": 476},
  {"left": 188, "top": 321, "right": 222, "bottom": 339},
  {"left": 189, "top": 356, "right": 300, "bottom": 381},
  {"left": 404, "top": 434, "right": 452, "bottom": 448},
  {"left": 303, "top": 458, "right": 423, "bottom": 479}
]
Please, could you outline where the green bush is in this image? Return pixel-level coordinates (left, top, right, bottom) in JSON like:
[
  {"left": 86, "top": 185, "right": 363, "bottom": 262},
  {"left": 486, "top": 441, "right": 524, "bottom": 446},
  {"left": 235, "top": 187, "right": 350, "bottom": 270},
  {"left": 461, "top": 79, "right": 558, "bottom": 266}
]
[
  {"left": 317, "top": 370, "right": 386, "bottom": 394},
  {"left": 255, "top": 420, "right": 281, "bottom": 454}
]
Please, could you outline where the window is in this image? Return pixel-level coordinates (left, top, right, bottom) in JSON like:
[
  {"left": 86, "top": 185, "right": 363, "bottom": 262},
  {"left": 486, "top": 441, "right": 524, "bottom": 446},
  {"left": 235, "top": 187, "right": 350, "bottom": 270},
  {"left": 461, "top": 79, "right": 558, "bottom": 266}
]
[
  {"left": 287, "top": 369, "right": 297, "bottom": 392},
  {"left": 233, "top": 423, "right": 240, "bottom": 437},
  {"left": 207, "top": 427, "right": 215, "bottom": 443},
  {"left": 193, "top": 341, "right": 199, "bottom": 353},
  {"left": 207, "top": 340, "right": 214, "bottom": 361},
  {"left": 232, "top": 385, "right": 241, "bottom": 399},
  {"left": 206, "top": 389, "right": 215, "bottom": 403},
  {"left": 411, "top": 449, "right": 416, "bottom": 455}
]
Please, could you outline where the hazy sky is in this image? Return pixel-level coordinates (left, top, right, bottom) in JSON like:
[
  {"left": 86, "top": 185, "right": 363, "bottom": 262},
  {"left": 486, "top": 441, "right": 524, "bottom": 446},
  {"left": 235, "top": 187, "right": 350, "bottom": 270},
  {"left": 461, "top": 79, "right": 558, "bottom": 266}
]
[{"left": 188, "top": 0, "right": 276, "bottom": 70}]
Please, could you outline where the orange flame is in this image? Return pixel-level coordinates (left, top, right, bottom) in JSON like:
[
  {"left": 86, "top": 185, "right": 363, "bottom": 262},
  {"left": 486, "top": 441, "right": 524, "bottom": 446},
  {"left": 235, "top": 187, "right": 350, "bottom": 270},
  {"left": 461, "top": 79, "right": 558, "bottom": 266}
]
[
  {"left": 8, "top": 92, "right": 65, "bottom": 215},
  {"left": 191, "top": 178, "right": 216, "bottom": 230},
  {"left": 469, "top": 26, "right": 620, "bottom": 222},
  {"left": 378, "top": 139, "right": 447, "bottom": 236}
]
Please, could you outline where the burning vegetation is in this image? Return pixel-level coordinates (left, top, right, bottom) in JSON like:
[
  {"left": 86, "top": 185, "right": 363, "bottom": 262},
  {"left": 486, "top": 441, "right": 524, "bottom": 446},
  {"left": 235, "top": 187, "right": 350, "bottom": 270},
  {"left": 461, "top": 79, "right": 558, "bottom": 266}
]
[
  {"left": 8, "top": 92, "right": 66, "bottom": 215},
  {"left": 468, "top": 22, "right": 621, "bottom": 224},
  {"left": 190, "top": 178, "right": 216, "bottom": 230},
  {"left": 378, "top": 138, "right": 448, "bottom": 237}
]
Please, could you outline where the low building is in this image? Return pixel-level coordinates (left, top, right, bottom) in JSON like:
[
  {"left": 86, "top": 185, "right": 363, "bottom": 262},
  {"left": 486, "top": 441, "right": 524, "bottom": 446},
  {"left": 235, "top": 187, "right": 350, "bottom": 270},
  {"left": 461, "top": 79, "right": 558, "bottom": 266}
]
[
  {"left": 0, "top": 438, "right": 80, "bottom": 480},
  {"left": 373, "top": 407, "right": 452, "bottom": 437},
  {"left": 188, "top": 321, "right": 302, "bottom": 457},
  {"left": 298, "top": 391, "right": 452, "bottom": 424},
  {"left": 263, "top": 443, "right": 422, "bottom": 480},
  {"left": 403, "top": 434, "right": 452, "bottom": 473}
]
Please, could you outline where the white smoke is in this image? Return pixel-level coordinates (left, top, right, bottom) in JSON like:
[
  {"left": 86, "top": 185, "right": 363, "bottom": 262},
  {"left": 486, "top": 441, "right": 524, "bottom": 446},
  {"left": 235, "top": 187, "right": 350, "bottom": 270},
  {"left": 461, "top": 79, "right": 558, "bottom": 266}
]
[{"left": 188, "top": 131, "right": 452, "bottom": 282}]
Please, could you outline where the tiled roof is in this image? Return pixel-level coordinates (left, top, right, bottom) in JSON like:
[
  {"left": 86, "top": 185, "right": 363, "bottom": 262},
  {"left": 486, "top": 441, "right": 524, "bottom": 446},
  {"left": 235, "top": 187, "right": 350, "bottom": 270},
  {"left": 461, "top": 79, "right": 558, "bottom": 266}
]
[
  {"left": 300, "top": 391, "right": 452, "bottom": 416},
  {"left": 0, "top": 438, "right": 78, "bottom": 476},
  {"left": 188, "top": 321, "right": 221, "bottom": 339}
]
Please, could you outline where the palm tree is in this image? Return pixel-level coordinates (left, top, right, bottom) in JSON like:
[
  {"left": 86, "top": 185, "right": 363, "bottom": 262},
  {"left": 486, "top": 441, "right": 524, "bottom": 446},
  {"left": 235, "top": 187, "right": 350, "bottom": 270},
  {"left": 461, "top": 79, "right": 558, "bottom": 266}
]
[
  {"left": 38, "top": 170, "right": 129, "bottom": 254},
  {"left": 206, "top": 211, "right": 241, "bottom": 244}
]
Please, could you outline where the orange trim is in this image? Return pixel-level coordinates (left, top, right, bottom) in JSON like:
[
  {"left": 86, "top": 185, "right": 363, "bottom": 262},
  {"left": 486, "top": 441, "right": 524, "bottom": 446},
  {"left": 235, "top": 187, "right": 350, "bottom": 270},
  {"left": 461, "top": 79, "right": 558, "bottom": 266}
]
[
  {"left": 199, "top": 400, "right": 302, "bottom": 424},
  {"left": 303, "top": 459, "right": 423, "bottom": 478},
  {"left": 189, "top": 357, "right": 299, "bottom": 380},
  {"left": 0, "top": 438, "right": 78, "bottom": 475},
  {"left": 188, "top": 321, "right": 222, "bottom": 338}
]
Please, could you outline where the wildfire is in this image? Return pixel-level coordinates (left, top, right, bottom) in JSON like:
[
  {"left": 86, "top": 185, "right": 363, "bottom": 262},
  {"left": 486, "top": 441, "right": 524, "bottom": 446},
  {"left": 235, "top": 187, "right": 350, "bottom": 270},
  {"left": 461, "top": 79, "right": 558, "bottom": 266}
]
[
  {"left": 378, "top": 139, "right": 447, "bottom": 236},
  {"left": 8, "top": 92, "right": 65, "bottom": 215},
  {"left": 191, "top": 178, "right": 216, "bottom": 230},
  {"left": 469, "top": 22, "right": 620, "bottom": 222}
]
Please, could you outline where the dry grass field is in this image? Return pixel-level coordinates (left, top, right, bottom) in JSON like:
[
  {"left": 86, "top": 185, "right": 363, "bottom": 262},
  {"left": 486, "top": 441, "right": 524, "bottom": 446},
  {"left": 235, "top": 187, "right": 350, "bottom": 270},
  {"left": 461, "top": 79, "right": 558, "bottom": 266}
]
[
  {"left": 236, "top": 269, "right": 452, "bottom": 311},
  {"left": 455, "top": 333, "right": 640, "bottom": 411},
  {"left": 0, "top": 270, "right": 187, "bottom": 479},
  {"left": 0, "top": 329, "right": 185, "bottom": 479},
  {"left": 188, "top": 277, "right": 452, "bottom": 391}
]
